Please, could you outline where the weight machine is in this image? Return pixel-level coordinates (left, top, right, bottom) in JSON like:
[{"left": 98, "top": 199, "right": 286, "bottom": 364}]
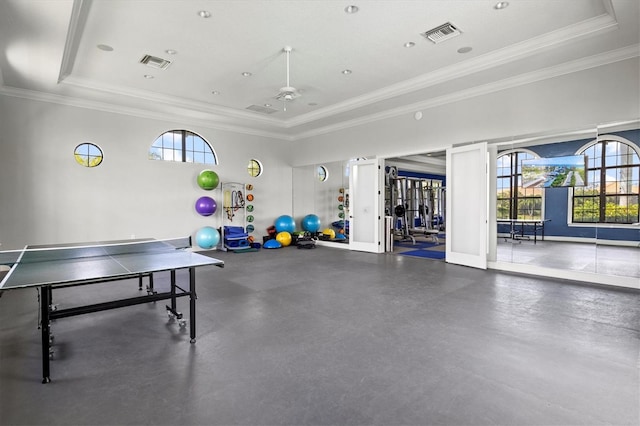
[{"left": 386, "top": 168, "right": 446, "bottom": 245}]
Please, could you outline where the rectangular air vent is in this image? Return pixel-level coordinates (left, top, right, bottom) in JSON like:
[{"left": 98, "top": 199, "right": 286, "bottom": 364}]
[
  {"left": 246, "top": 105, "right": 278, "bottom": 115},
  {"left": 139, "top": 54, "right": 171, "bottom": 70},
  {"left": 421, "top": 22, "right": 461, "bottom": 44}
]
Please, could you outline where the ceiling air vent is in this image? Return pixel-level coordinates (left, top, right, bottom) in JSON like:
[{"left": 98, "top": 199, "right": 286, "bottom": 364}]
[
  {"left": 421, "top": 22, "right": 461, "bottom": 44},
  {"left": 139, "top": 54, "right": 171, "bottom": 70},
  {"left": 246, "top": 105, "right": 278, "bottom": 115}
]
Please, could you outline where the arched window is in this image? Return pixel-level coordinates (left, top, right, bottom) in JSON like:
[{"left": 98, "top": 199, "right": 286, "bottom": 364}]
[
  {"left": 572, "top": 136, "right": 639, "bottom": 224},
  {"left": 149, "top": 130, "right": 217, "bottom": 164},
  {"left": 497, "top": 149, "right": 542, "bottom": 220}
]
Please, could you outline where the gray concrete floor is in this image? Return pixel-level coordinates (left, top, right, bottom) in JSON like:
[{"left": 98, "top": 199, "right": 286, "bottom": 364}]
[{"left": 0, "top": 246, "right": 638, "bottom": 425}]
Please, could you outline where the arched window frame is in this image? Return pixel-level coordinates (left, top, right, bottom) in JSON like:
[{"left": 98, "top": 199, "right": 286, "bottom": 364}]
[
  {"left": 571, "top": 135, "right": 640, "bottom": 225},
  {"left": 497, "top": 149, "right": 543, "bottom": 220},
  {"left": 149, "top": 130, "right": 217, "bottom": 165}
]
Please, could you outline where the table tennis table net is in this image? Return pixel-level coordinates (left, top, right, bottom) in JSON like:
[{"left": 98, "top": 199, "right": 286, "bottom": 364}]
[{"left": 0, "top": 237, "right": 192, "bottom": 266}]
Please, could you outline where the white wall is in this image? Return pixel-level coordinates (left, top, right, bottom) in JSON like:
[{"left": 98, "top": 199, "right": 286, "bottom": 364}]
[{"left": 0, "top": 96, "right": 293, "bottom": 250}]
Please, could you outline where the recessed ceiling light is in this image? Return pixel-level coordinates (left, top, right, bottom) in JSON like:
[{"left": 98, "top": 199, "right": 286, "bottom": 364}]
[
  {"left": 264, "top": 103, "right": 272, "bottom": 107},
  {"left": 241, "top": 72, "right": 252, "bottom": 77},
  {"left": 457, "top": 46, "right": 473, "bottom": 54},
  {"left": 143, "top": 74, "right": 154, "bottom": 79},
  {"left": 404, "top": 42, "right": 415, "bottom": 48},
  {"left": 341, "top": 69, "right": 352, "bottom": 75},
  {"left": 344, "top": 5, "right": 359, "bottom": 14},
  {"left": 165, "top": 49, "right": 177, "bottom": 55},
  {"left": 211, "top": 90, "right": 220, "bottom": 95},
  {"left": 198, "top": 10, "right": 211, "bottom": 18},
  {"left": 494, "top": 2, "right": 509, "bottom": 9},
  {"left": 97, "top": 44, "right": 113, "bottom": 52}
]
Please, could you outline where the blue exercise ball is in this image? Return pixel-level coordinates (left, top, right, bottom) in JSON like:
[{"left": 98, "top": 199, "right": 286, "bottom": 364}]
[
  {"left": 195, "top": 226, "right": 220, "bottom": 249},
  {"left": 302, "top": 214, "right": 321, "bottom": 233},
  {"left": 274, "top": 215, "right": 295, "bottom": 233}
]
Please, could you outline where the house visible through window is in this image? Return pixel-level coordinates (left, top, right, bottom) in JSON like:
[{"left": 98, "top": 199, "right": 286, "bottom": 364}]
[
  {"left": 149, "top": 130, "right": 217, "bottom": 165},
  {"left": 497, "top": 150, "right": 542, "bottom": 220},
  {"left": 572, "top": 136, "right": 639, "bottom": 224}
]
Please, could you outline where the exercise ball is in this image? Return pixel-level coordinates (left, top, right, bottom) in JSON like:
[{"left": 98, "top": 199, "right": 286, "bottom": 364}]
[
  {"left": 197, "top": 169, "right": 219, "bottom": 190},
  {"left": 274, "top": 215, "right": 295, "bottom": 233},
  {"left": 195, "top": 226, "right": 220, "bottom": 249},
  {"left": 276, "top": 231, "right": 292, "bottom": 247},
  {"left": 195, "top": 196, "right": 217, "bottom": 216},
  {"left": 301, "top": 214, "right": 321, "bottom": 233},
  {"left": 263, "top": 239, "right": 282, "bottom": 249},
  {"left": 322, "top": 228, "right": 336, "bottom": 239}
]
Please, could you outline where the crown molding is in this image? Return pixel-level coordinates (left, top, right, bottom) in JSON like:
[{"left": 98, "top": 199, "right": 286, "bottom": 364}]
[
  {"left": 60, "top": 75, "right": 286, "bottom": 128},
  {"left": 56, "top": 0, "right": 620, "bottom": 133},
  {"left": 285, "top": 10, "right": 619, "bottom": 128},
  {"left": 0, "top": 85, "right": 294, "bottom": 141},
  {"left": 293, "top": 44, "right": 639, "bottom": 140},
  {"left": 58, "top": 0, "right": 92, "bottom": 84},
  {"left": 2, "top": 44, "right": 635, "bottom": 143}
]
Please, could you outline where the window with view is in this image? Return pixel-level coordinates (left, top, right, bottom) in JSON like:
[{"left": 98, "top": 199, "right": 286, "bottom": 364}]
[
  {"left": 149, "top": 130, "right": 217, "bottom": 165},
  {"left": 572, "top": 137, "right": 639, "bottom": 224},
  {"left": 497, "top": 150, "right": 543, "bottom": 220}
]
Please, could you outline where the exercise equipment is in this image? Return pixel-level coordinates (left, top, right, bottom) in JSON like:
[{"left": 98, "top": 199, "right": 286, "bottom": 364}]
[
  {"left": 195, "top": 196, "right": 217, "bottom": 216},
  {"left": 197, "top": 170, "right": 219, "bottom": 190},
  {"left": 387, "top": 175, "right": 446, "bottom": 245},
  {"left": 195, "top": 226, "right": 220, "bottom": 249},
  {"left": 322, "top": 228, "right": 336, "bottom": 239},
  {"left": 274, "top": 215, "right": 295, "bottom": 233},
  {"left": 276, "top": 231, "right": 292, "bottom": 247},
  {"left": 263, "top": 239, "right": 282, "bottom": 249},
  {"left": 301, "top": 214, "right": 321, "bottom": 233}
]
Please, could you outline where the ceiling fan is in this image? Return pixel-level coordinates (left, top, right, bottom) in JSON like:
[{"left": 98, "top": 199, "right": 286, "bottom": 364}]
[{"left": 275, "top": 46, "right": 301, "bottom": 111}]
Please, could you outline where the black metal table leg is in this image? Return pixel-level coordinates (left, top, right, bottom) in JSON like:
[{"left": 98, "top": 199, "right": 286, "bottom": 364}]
[
  {"left": 189, "top": 267, "right": 196, "bottom": 343},
  {"left": 40, "top": 285, "right": 51, "bottom": 383}
]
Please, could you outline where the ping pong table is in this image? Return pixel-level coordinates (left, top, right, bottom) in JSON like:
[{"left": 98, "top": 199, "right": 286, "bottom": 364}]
[{"left": 0, "top": 237, "right": 224, "bottom": 383}]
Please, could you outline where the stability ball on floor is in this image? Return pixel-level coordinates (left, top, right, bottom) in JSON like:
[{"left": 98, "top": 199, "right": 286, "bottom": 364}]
[
  {"left": 276, "top": 231, "right": 292, "bottom": 247},
  {"left": 301, "top": 214, "right": 321, "bottom": 233},
  {"left": 274, "top": 215, "right": 295, "bottom": 233}
]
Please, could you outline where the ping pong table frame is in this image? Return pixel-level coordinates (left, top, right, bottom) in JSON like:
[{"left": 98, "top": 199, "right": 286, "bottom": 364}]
[{"left": 39, "top": 268, "right": 200, "bottom": 384}]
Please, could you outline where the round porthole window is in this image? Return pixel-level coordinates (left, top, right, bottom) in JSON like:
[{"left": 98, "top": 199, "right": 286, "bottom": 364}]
[
  {"left": 74, "top": 143, "right": 103, "bottom": 167},
  {"left": 247, "top": 158, "right": 263, "bottom": 177},
  {"left": 316, "top": 165, "right": 328, "bottom": 182}
]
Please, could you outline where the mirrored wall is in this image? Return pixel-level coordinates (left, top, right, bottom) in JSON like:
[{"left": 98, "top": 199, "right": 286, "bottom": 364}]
[
  {"left": 292, "top": 160, "right": 350, "bottom": 245},
  {"left": 292, "top": 121, "right": 639, "bottom": 286},
  {"left": 493, "top": 121, "right": 640, "bottom": 283}
]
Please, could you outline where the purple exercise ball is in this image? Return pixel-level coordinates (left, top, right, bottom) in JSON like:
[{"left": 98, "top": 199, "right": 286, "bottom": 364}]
[{"left": 195, "top": 196, "right": 217, "bottom": 216}]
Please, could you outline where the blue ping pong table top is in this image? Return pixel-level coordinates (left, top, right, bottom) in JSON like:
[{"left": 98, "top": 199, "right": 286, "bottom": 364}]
[{"left": 0, "top": 238, "right": 224, "bottom": 290}]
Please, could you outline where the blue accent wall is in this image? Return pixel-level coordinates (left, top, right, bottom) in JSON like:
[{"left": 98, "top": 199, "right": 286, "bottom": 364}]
[{"left": 500, "top": 129, "right": 640, "bottom": 241}]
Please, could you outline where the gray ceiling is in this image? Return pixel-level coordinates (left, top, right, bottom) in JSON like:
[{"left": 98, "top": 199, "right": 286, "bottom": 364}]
[{"left": 0, "top": 0, "right": 638, "bottom": 141}]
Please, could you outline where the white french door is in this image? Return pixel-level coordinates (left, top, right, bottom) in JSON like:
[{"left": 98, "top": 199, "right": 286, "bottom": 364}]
[
  {"left": 446, "top": 143, "right": 488, "bottom": 269},
  {"left": 348, "top": 158, "right": 384, "bottom": 253}
]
